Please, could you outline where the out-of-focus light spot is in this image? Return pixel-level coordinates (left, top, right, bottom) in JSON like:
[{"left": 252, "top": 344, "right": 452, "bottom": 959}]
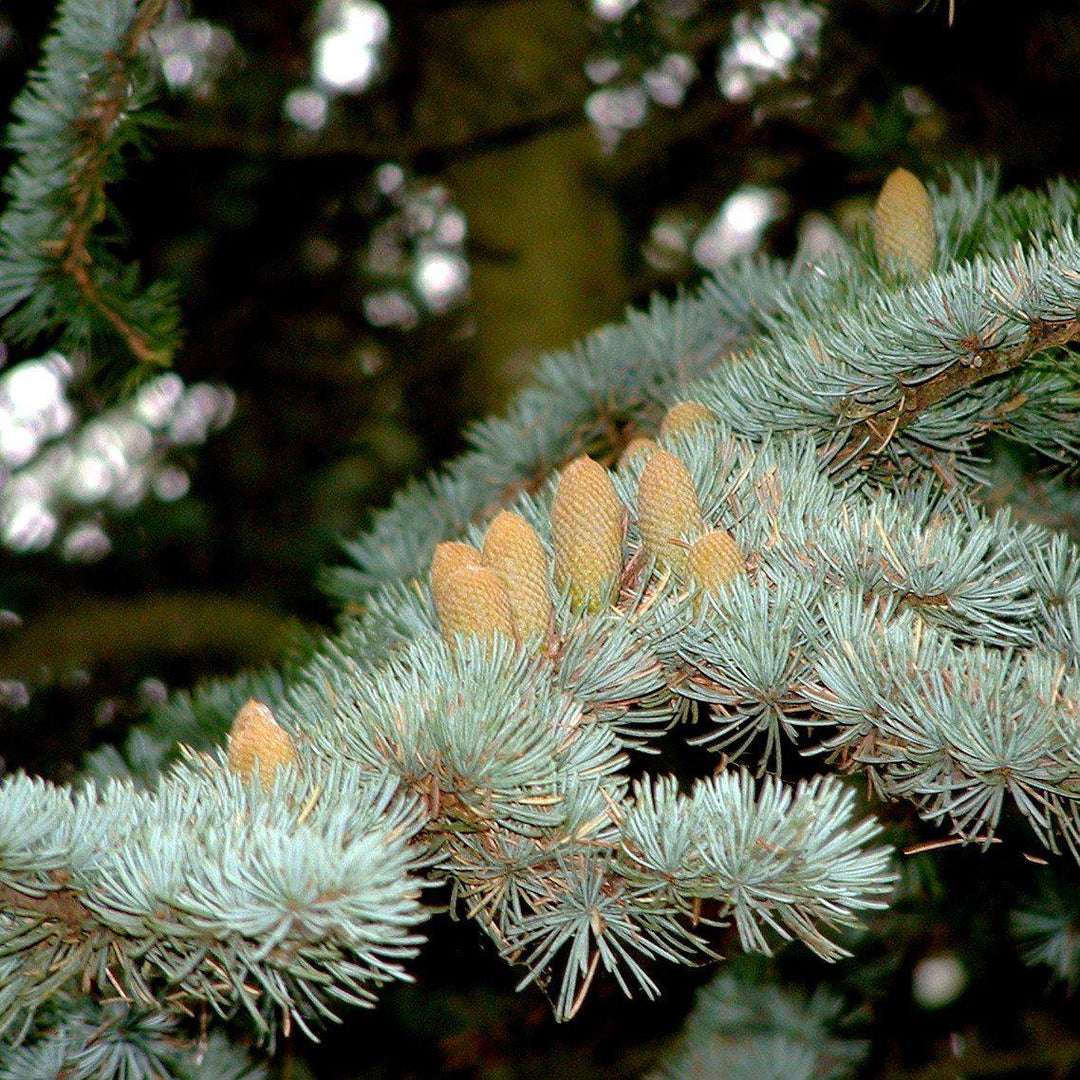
[
  {"left": 315, "top": 31, "right": 378, "bottom": 92},
  {"left": 214, "top": 389, "right": 236, "bottom": 429},
  {"left": 761, "top": 27, "right": 797, "bottom": 62},
  {"left": 365, "top": 290, "right": 419, "bottom": 329},
  {"left": 913, "top": 954, "right": 967, "bottom": 1009},
  {"left": 0, "top": 419, "right": 37, "bottom": 468},
  {"left": 586, "top": 83, "right": 649, "bottom": 150},
  {"left": 404, "top": 198, "right": 438, "bottom": 235},
  {"left": 0, "top": 680, "right": 30, "bottom": 710},
  {"left": 285, "top": 87, "right": 330, "bottom": 131},
  {"left": 138, "top": 677, "right": 170, "bottom": 708},
  {"left": 313, "top": 0, "right": 390, "bottom": 95},
  {"left": 117, "top": 419, "right": 154, "bottom": 459},
  {"left": 643, "top": 53, "right": 696, "bottom": 108},
  {"left": 693, "top": 186, "right": 787, "bottom": 267},
  {"left": 358, "top": 166, "right": 471, "bottom": 328},
  {"left": 5, "top": 362, "right": 62, "bottom": 419},
  {"left": 586, "top": 84, "right": 648, "bottom": 130},
  {"left": 153, "top": 465, "right": 190, "bottom": 502},
  {"left": 374, "top": 163, "right": 406, "bottom": 195},
  {"left": 135, "top": 373, "right": 185, "bottom": 427},
  {"left": 341, "top": 0, "right": 391, "bottom": 45},
  {"left": 71, "top": 455, "right": 113, "bottom": 503},
  {"left": 63, "top": 520, "right": 112, "bottom": 563},
  {"left": 591, "top": 0, "right": 639, "bottom": 21},
  {"left": 0, "top": 610, "right": 22, "bottom": 632},
  {"left": 643, "top": 213, "right": 694, "bottom": 272},
  {"left": 163, "top": 53, "right": 196, "bottom": 89},
  {"left": 95, "top": 699, "right": 119, "bottom": 726},
  {"left": 584, "top": 50, "right": 693, "bottom": 149},
  {"left": 2, "top": 500, "right": 57, "bottom": 552},
  {"left": 795, "top": 211, "right": 844, "bottom": 265},
  {"left": 414, "top": 251, "right": 470, "bottom": 313},
  {"left": 723, "top": 71, "right": 752, "bottom": 101},
  {"left": 111, "top": 464, "right": 150, "bottom": 510},
  {"left": 902, "top": 85, "right": 935, "bottom": 115},
  {"left": 0, "top": 355, "right": 73, "bottom": 469},
  {"left": 585, "top": 55, "right": 622, "bottom": 85},
  {"left": 718, "top": 0, "right": 824, "bottom": 102},
  {"left": 0, "top": 354, "right": 231, "bottom": 557},
  {"left": 435, "top": 209, "right": 467, "bottom": 246},
  {"left": 169, "top": 383, "right": 232, "bottom": 445},
  {"left": 150, "top": 10, "right": 236, "bottom": 100}
]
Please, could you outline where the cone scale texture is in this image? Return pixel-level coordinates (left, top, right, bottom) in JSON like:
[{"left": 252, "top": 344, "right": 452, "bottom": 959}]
[
  {"left": 687, "top": 529, "right": 745, "bottom": 596},
  {"left": 621, "top": 436, "right": 657, "bottom": 466},
  {"left": 227, "top": 699, "right": 299, "bottom": 788},
  {"left": 872, "top": 167, "right": 937, "bottom": 276},
  {"left": 551, "top": 456, "right": 624, "bottom": 612},
  {"left": 435, "top": 564, "right": 517, "bottom": 645},
  {"left": 431, "top": 541, "right": 484, "bottom": 627},
  {"left": 659, "top": 401, "right": 716, "bottom": 440},
  {"left": 482, "top": 510, "right": 553, "bottom": 641},
  {"left": 637, "top": 450, "right": 705, "bottom": 574}
]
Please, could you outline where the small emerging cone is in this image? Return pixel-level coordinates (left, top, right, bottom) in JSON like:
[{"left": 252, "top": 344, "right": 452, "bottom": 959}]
[
  {"left": 482, "top": 510, "right": 552, "bottom": 642},
  {"left": 436, "top": 564, "right": 517, "bottom": 647},
  {"left": 637, "top": 450, "right": 704, "bottom": 574},
  {"left": 687, "top": 529, "right": 745, "bottom": 602},
  {"left": 659, "top": 401, "right": 715, "bottom": 440},
  {"left": 551, "top": 456, "right": 624, "bottom": 612},
  {"left": 228, "top": 699, "right": 299, "bottom": 788},
  {"left": 431, "top": 541, "right": 483, "bottom": 626},
  {"left": 621, "top": 436, "right": 657, "bottom": 467},
  {"left": 872, "top": 168, "right": 936, "bottom": 276}
]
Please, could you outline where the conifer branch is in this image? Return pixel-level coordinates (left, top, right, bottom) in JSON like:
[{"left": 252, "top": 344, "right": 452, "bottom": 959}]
[
  {"left": 652, "top": 966, "right": 867, "bottom": 1080},
  {"left": 0, "top": 768, "right": 429, "bottom": 1039},
  {"left": 0, "top": 999, "right": 266, "bottom": 1080},
  {"left": 329, "top": 169, "right": 1079, "bottom": 602},
  {"left": 323, "top": 259, "right": 795, "bottom": 602},
  {"left": 0, "top": 880, "right": 90, "bottom": 929},
  {"left": 45, "top": 0, "right": 170, "bottom": 366},
  {"left": 834, "top": 316, "right": 1080, "bottom": 472},
  {"left": 4, "top": 170, "right": 1080, "bottom": 1050},
  {"left": 0, "top": 0, "right": 179, "bottom": 370}
]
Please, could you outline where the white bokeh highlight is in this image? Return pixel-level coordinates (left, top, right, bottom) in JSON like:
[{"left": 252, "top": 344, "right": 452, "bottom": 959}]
[{"left": 0, "top": 356, "right": 233, "bottom": 560}]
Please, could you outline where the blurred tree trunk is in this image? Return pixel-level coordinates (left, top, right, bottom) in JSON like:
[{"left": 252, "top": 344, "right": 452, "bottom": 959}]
[{"left": 449, "top": 121, "right": 629, "bottom": 409}]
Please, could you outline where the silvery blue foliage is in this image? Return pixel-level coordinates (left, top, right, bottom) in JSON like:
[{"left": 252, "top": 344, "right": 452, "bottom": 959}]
[
  {"left": 3, "top": 160, "right": 1072, "bottom": 1064},
  {"left": 3, "top": 5, "right": 1080, "bottom": 1069},
  {"left": 0, "top": 1000, "right": 266, "bottom": 1080},
  {"left": 652, "top": 966, "right": 867, "bottom": 1080}
]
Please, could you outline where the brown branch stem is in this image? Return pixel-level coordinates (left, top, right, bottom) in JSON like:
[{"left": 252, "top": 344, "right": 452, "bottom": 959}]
[
  {"left": 48, "top": 0, "right": 169, "bottom": 365},
  {"left": 0, "top": 879, "right": 90, "bottom": 931},
  {"left": 833, "top": 317, "right": 1080, "bottom": 472}
]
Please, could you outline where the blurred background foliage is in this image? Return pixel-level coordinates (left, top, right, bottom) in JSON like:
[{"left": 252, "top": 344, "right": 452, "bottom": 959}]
[{"left": 1, "top": 3, "right": 1080, "bottom": 1074}]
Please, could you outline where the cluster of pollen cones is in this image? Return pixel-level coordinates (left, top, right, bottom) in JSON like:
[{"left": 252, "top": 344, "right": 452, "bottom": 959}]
[
  {"left": 223, "top": 166, "right": 935, "bottom": 790},
  {"left": 430, "top": 399, "right": 745, "bottom": 648}
]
